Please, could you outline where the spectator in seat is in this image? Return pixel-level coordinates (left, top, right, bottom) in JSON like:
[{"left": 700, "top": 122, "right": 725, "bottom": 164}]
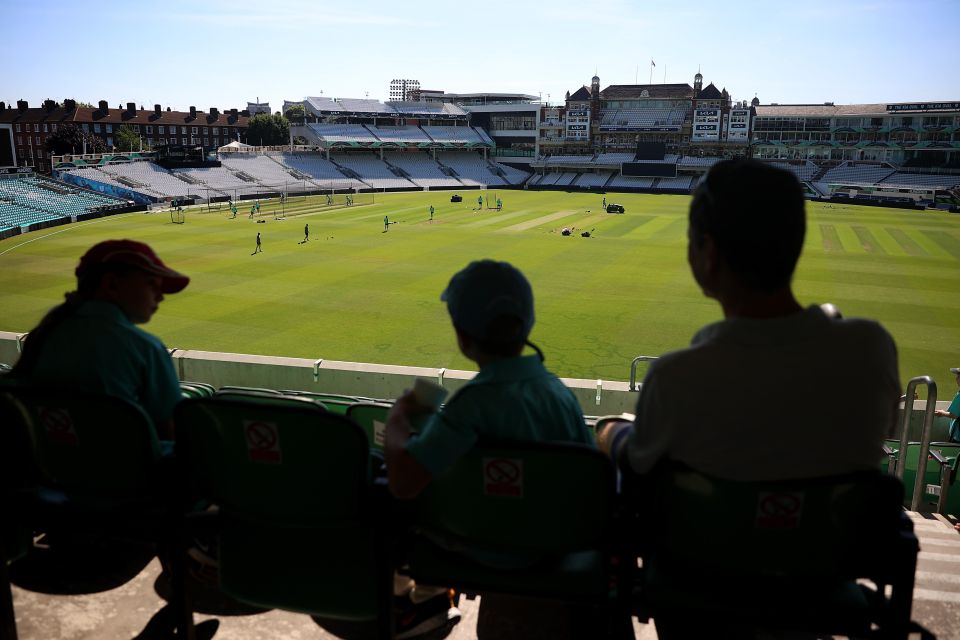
[
  {"left": 597, "top": 157, "right": 901, "bottom": 637},
  {"left": 9, "top": 239, "right": 189, "bottom": 441},
  {"left": 385, "top": 259, "right": 593, "bottom": 638},
  {"left": 598, "top": 158, "right": 900, "bottom": 479}
]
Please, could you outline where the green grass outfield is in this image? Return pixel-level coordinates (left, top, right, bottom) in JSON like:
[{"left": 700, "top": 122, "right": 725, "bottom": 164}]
[{"left": 1, "top": 189, "right": 959, "bottom": 386}]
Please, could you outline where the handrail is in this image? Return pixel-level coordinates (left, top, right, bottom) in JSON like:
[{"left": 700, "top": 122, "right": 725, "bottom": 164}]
[
  {"left": 629, "top": 355, "right": 659, "bottom": 391},
  {"left": 894, "top": 376, "right": 938, "bottom": 511}
]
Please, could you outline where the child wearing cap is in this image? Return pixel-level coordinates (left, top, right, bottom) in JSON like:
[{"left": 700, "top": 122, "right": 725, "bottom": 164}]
[
  {"left": 383, "top": 260, "right": 593, "bottom": 638},
  {"left": 9, "top": 240, "right": 189, "bottom": 441},
  {"left": 385, "top": 259, "right": 592, "bottom": 499}
]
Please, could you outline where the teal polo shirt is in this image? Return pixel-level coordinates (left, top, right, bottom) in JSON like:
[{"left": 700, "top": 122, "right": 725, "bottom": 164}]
[
  {"left": 26, "top": 300, "right": 182, "bottom": 428},
  {"left": 406, "top": 354, "right": 592, "bottom": 477}
]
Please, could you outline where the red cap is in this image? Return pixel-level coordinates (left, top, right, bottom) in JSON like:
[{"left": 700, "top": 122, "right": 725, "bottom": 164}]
[{"left": 76, "top": 240, "right": 190, "bottom": 294}]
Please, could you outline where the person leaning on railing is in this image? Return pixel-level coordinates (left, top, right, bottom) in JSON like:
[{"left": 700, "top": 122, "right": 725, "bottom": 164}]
[{"left": 8, "top": 240, "right": 189, "bottom": 441}]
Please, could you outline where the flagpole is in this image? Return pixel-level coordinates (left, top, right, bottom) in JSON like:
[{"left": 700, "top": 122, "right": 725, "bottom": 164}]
[{"left": 649, "top": 61, "right": 653, "bottom": 85}]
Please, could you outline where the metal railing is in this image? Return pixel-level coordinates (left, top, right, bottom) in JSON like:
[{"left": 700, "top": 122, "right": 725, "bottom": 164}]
[
  {"left": 894, "top": 376, "right": 938, "bottom": 511},
  {"left": 629, "top": 355, "right": 659, "bottom": 391}
]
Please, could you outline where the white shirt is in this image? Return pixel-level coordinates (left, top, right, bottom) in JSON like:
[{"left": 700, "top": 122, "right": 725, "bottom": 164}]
[{"left": 627, "top": 306, "right": 900, "bottom": 481}]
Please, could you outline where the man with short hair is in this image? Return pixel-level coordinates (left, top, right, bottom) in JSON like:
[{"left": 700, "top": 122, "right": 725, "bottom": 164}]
[
  {"left": 598, "top": 157, "right": 901, "bottom": 638},
  {"left": 600, "top": 159, "right": 900, "bottom": 480}
]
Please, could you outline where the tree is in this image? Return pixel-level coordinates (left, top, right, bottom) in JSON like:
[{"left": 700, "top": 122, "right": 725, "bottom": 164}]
[
  {"left": 76, "top": 101, "right": 94, "bottom": 108},
  {"left": 45, "top": 124, "right": 105, "bottom": 155},
  {"left": 246, "top": 113, "right": 290, "bottom": 146},
  {"left": 284, "top": 103, "right": 306, "bottom": 123},
  {"left": 114, "top": 125, "right": 141, "bottom": 152}
]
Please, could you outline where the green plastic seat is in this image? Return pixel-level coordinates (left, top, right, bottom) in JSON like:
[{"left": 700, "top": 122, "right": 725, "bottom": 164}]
[
  {"left": 175, "top": 396, "right": 393, "bottom": 634},
  {"left": 403, "top": 440, "right": 631, "bottom": 631},
  {"left": 345, "top": 402, "right": 392, "bottom": 450},
  {"left": 638, "top": 465, "right": 918, "bottom": 638},
  {"left": 0, "top": 386, "right": 196, "bottom": 638}
]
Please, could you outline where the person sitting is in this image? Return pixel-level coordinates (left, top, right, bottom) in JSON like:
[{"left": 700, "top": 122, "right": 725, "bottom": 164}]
[
  {"left": 9, "top": 240, "right": 190, "bottom": 441},
  {"left": 385, "top": 259, "right": 593, "bottom": 638},
  {"left": 597, "top": 158, "right": 901, "bottom": 637}
]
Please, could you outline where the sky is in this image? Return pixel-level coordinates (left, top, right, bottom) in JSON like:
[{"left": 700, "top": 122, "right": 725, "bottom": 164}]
[{"left": 3, "top": 0, "right": 959, "bottom": 114}]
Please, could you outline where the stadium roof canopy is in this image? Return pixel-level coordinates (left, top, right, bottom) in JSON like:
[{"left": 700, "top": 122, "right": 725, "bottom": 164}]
[
  {"left": 299, "top": 96, "right": 467, "bottom": 119},
  {"left": 755, "top": 104, "right": 890, "bottom": 116},
  {"left": 600, "top": 84, "right": 695, "bottom": 100}
]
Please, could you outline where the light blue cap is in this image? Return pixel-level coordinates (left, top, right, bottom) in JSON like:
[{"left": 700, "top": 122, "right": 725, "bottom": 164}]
[{"left": 441, "top": 260, "right": 534, "bottom": 341}]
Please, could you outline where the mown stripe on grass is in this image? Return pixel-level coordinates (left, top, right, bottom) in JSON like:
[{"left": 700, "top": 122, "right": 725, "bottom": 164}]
[
  {"left": 852, "top": 226, "right": 885, "bottom": 254},
  {"left": 624, "top": 216, "right": 677, "bottom": 240},
  {"left": 503, "top": 210, "right": 579, "bottom": 232},
  {"left": 921, "top": 230, "right": 960, "bottom": 261},
  {"left": 904, "top": 229, "right": 953, "bottom": 258},
  {"left": 594, "top": 214, "right": 657, "bottom": 238},
  {"left": 466, "top": 208, "right": 537, "bottom": 228},
  {"left": 886, "top": 228, "right": 928, "bottom": 256},
  {"left": 820, "top": 224, "right": 843, "bottom": 252},
  {"left": 836, "top": 225, "right": 864, "bottom": 254}
]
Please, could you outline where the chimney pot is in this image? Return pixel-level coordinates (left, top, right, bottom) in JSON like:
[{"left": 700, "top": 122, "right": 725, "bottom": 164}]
[
  {"left": 127, "top": 102, "right": 136, "bottom": 113},
  {"left": 189, "top": 106, "right": 197, "bottom": 118},
  {"left": 16, "top": 100, "right": 28, "bottom": 112},
  {"left": 98, "top": 100, "right": 108, "bottom": 112},
  {"left": 154, "top": 104, "right": 161, "bottom": 115}
]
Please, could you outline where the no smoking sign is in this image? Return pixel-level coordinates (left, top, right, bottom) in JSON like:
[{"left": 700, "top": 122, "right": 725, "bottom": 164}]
[
  {"left": 483, "top": 457, "right": 523, "bottom": 498},
  {"left": 245, "top": 420, "right": 282, "bottom": 464},
  {"left": 755, "top": 492, "right": 804, "bottom": 529}
]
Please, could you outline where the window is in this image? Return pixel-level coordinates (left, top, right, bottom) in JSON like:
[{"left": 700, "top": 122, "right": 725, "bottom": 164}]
[
  {"left": 147, "top": 138, "right": 153, "bottom": 145},
  {"left": 51, "top": 124, "right": 57, "bottom": 132},
  {"left": 158, "top": 126, "right": 165, "bottom": 134},
  {"left": 43, "top": 124, "right": 48, "bottom": 132},
  {"left": 106, "top": 124, "right": 113, "bottom": 133},
  {"left": 146, "top": 126, "right": 153, "bottom": 134},
  {"left": 94, "top": 123, "right": 101, "bottom": 133},
  {"left": 36, "top": 136, "right": 41, "bottom": 145},
  {"left": 181, "top": 126, "right": 187, "bottom": 134},
  {"left": 182, "top": 137, "right": 187, "bottom": 145},
  {"left": 16, "top": 136, "right": 22, "bottom": 144},
  {"left": 82, "top": 123, "right": 89, "bottom": 132},
  {"left": 203, "top": 127, "right": 209, "bottom": 134},
  {"left": 191, "top": 127, "right": 198, "bottom": 134},
  {"left": 203, "top": 138, "right": 209, "bottom": 146},
  {"left": 15, "top": 124, "right": 20, "bottom": 132},
  {"left": 107, "top": 137, "right": 113, "bottom": 147},
  {"left": 26, "top": 123, "right": 32, "bottom": 132},
  {"left": 213, "top": 127, "right": 219, "bottom": 135},
  {"left": 132, "top": 125, "right": 139, "bottom": 132}
]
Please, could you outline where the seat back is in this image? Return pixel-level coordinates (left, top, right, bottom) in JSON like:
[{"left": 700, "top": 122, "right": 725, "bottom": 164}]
[
  {"left": 176, "top": 396, "right": 387, "bottom": 621},
  {"left": 0, "top": 387, "right": 162, "bottom": 500},
  {"left": 345, "top": 402, "right": 392, "bottom": 450},
  {"left": 413, "top": 441, "right": 615, "bottom": 557},
  {"left": 177, "top": 395, "right": 367, "bottom": 522},
  {"left": 650, "top": 465, "right": 909, "bottom": 581}
]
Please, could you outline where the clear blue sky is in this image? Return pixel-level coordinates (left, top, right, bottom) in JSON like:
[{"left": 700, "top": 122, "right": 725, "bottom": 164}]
[{"left": 4, "top": 0, "right": 958, "bottom": 113}]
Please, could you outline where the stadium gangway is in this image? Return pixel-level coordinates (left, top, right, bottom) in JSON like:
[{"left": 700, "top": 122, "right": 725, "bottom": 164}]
[
  {"left": 893, "top": 376, "right": 938, "bottom": 511},
  {"left": 629, "top": 354, "right": 659, "bottom": 391}
]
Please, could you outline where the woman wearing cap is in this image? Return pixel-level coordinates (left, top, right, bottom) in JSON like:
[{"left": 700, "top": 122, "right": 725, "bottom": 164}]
[{"left": 9, "top": 240, "right": 189, "bottom": 441}]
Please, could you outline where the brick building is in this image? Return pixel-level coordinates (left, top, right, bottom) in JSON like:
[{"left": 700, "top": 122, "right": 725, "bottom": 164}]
[{"left": 0, "top": 99, "right": 250, "bottom": 173}]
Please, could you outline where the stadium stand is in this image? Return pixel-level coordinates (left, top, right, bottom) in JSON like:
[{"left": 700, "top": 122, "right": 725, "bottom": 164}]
[
  {"left": 383, "top": 152, "right": 462, "bottom": 188},
  {"left": 495, "top": 162, "right": 532, "bottom": 185},
  {"left": 331, "top": 153, "right": 415, "bottom": 189},
  {"left": 422, "top": 126, "right": 486, "bottom": 145},
  {"left": 545, "top": 155, "right": 596, "bottom": 166},
  {"left": 437, "top": 152, "right": 507, "bottom": 186},
  {"left": 0, "top": 175, "right": 128, "bottom": 231},
  {"left": 575, "top": 172, "right": 613, "bottom": 188},
  {"left": 279, "top": 153, "right": 365, "bottom": 189},
  {"left": 600, "top": 108, "right": 686, "bottom": 128},
  {"left": 66, "top": 166, "right": 150, "bottom": 194},
  {"left": 336, "top": 98, "right": 395, "bottom": 114},
  {"left": 307, "top": 123, "right": 380, "bottom": 145},
  {"left": 767, "top": 161, "right": 819, "bottom": 181},
  {"left": 657, "top": 175, "right": 694, "bottom": 190},
  {"left": 607, "top": 175, "right": 657, "bottom": 188},
  {"left": 678, "top": 156, "right": 722, "bottom": 169},
  {"left": 219, "top": 154, "right": 298, "bottom": 186},
  {"left": 594, "top": 153, "right": 637, "bottom": 165},
  {"left": 820, "top": 162, "right": 897, "bottom": 185},
  {"left": 882, "top": 172, "right": 960, "bottom": 188},
  {"left": 368, "top": 126, "right": 432, "bottom": 144},
  {"left": 99, "top": 161, "right": 196, "bottom": 198},
  {"left": 172, "top": 166, "right": 252, "bottom": 191}
]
